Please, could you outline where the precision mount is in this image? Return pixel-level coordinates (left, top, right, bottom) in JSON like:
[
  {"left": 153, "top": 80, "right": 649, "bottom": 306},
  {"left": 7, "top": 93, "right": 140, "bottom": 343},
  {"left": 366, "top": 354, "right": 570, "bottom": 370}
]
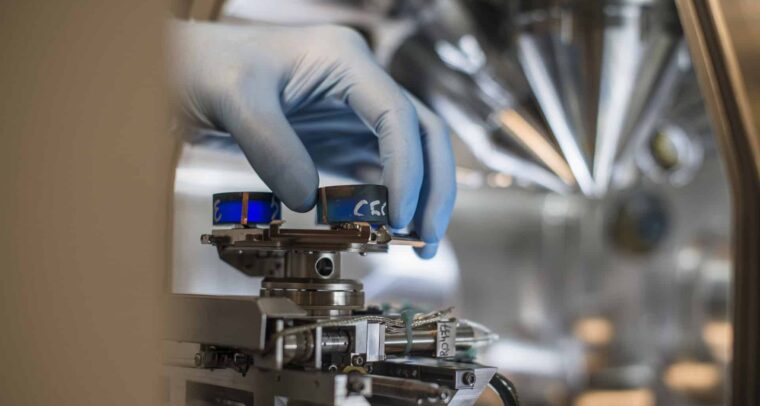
[{"left": 164, "top": 185, "right": 518, "bottom": 406}]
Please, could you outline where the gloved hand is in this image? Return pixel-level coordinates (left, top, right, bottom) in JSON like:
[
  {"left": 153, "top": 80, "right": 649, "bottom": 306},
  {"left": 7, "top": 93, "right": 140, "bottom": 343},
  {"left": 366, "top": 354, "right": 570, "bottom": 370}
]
[{"left": 169, "top": 21, "right": 456, "bottom": 258}]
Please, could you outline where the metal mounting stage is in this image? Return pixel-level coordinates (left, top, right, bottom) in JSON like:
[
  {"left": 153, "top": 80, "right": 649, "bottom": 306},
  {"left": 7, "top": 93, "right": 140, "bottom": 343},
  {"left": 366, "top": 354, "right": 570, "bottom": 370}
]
[{"left": 164, "top": 186, "right": 516, "bottom": 406}]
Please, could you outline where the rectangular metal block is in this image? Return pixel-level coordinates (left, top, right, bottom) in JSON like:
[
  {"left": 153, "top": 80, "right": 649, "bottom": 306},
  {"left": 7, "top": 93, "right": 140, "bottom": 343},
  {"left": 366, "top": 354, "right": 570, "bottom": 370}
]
[{"left": 164, "top": 294, "right": 306, "bottom": 351}]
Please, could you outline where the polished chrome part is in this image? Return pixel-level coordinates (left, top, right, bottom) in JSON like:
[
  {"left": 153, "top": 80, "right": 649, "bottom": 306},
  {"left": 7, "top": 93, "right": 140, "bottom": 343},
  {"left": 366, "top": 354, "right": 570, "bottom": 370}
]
[
  {"left": 616, "top": 40, "right": 691, "bottom": 176},
  {"left": 517, "top": 34, "right": 596, "bottom": 195},
  {"left": 321, "top": 330, "right": 352, "bottom": 354},
  {"left": 260, "top": 278, "right": 365, "bottom": 317},
  {"left": 384, "top": 324, "right": 476, "bottom": 356},
  {"left": 352, "top": 320, "right": 387, "bottom": 363},
  {"left": 391, "top": 0, "right": 686, "bottom": 196},
  {"left": 516, "top": 0, "right": 684, "bottom": 194},
  {"left": 389, "top": 2, "right": 575, "bottom": 194},
  {"left": 283, "top": 331, "right": 315, "bottom": 365}
]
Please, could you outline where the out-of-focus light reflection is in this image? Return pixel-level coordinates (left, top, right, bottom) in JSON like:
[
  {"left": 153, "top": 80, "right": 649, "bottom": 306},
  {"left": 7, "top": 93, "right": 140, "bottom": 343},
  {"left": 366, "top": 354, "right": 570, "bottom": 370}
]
[
  {"left": 663, "top": 361, "right": 721, "bottom": 394},
  {"left": 498, "top": 109, "right": 575, "bottom": 185},
  {"left": 702, "top": 321, "right": 732, "bottom": 363},
  {"left": 574, "top": 389, "right": 654, "bottom": 406},
  {"left": 486, "top": 172, "right": 512, "bottom": 188},
  {"left": 436, "top": 97, "right": 571, "bottom": 193},
  {"left": 456, "top": 167, "right": 485, "bottom": 189},
  {"left": 592, "top": 5, "right": 643, "bottom": 194},
  {"left": 361, "top": 240, "right": 459, "bottom": 304},
  {"left": 573, "top": 317, "right": 615, "bottom": 347},
  {"left": 482, "top": 339, "right": 566, "bottom": 377},
  {"left": 517, "top": 36, "right": 596, "bottom": 196},
  {"left": 434, "top": 35, "right": 485, "bottom": 74},
  {"left": 176, "top": 166, "right": 261, "bottom": 192},
  {"left": 677, "top": 246, "right": 703, "bottom": 272}
]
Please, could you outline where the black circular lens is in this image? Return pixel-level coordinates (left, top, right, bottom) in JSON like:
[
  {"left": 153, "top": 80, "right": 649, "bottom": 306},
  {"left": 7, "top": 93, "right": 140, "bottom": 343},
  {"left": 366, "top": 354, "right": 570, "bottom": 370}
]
[{"left": 315, "top": 257, "right": 334, "bottom": 278}]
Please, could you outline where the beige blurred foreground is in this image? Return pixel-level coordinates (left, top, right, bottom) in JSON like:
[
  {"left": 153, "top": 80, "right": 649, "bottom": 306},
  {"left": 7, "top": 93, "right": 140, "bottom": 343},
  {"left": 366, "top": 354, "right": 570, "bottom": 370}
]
[{"left": 0, "top": 1, "right": 173, "bottom": 404}]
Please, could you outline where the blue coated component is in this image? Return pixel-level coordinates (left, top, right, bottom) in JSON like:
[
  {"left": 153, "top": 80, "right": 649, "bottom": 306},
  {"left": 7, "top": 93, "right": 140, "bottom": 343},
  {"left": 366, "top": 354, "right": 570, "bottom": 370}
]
[
  {"left": 316, "top": 185, "right": 388, "bottom": 225},
  {"left": 213, "top": 192, "right": 281, "bottom": 225}
]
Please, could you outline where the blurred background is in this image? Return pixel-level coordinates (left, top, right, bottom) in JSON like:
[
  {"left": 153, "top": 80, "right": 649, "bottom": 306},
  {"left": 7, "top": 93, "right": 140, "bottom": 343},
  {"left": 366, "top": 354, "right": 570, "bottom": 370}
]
[{"left": 171, "top": 1, "right": 734, "bottom": 404}]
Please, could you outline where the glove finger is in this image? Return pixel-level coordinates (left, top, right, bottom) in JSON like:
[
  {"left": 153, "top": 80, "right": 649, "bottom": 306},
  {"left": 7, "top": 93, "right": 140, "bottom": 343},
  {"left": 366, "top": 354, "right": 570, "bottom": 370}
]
[
  {"left": 407, "top": 95, "right": 457, "bottom": 259},
  {"left": 331, "top": 59, "right": 424, "bottom": 229},
  {"left": 289, "top": 102, "right": 380, "bottom": 178},
  {"left": 221, "top": 82, "right": 319, "bottom": 212}
]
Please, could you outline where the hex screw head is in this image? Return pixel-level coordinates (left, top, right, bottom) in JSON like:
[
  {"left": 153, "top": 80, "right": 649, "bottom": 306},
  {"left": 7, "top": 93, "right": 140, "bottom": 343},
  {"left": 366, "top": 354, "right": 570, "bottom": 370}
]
[
  {"left": 462, "top": 372, "right": 476, "bottom": 386},
  {"left": 351, "top": 355, "right": 365, "bottom": 366}
]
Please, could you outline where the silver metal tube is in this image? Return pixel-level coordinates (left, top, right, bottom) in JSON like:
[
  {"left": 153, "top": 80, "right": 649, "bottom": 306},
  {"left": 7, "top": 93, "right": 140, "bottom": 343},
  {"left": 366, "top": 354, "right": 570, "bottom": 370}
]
[
  {"left": 283, "top": 330, "right": 350, "bottom": 364},
  {"left": 384, "top": 325, "right": 476, "bottom": 354},
  {"left": 370, "top": 375, "right": 451, "bottom": 403},
  {"left": 286, "top": 324, "right": 478, "bottom": 364},
  {"left": 321, "top": 330, "right": 350, "bottom": 354}
]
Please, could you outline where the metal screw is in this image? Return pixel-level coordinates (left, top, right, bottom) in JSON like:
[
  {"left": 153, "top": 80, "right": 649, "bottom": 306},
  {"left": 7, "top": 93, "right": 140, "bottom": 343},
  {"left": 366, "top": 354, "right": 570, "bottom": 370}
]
[
  {"left": 439, "top": 389, "right": 451, "bottom": 402},
  {"left": 351, "top": 355, "right": 365, "bottom": 366},
  {"left": 194, "top": 353, "right": 203, "bottom": 367},
  {"left": 327, "top": 364, "right": 339, "bottom": 372},
  {"left": 462, "top": 372, "right": 476, "bottom": 386}
]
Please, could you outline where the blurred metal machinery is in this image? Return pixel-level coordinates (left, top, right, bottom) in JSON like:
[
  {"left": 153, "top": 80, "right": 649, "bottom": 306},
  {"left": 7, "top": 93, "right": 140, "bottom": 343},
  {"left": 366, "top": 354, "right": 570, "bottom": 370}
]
[
  {"left": 383, "top": 1, "right": 755, "bottom": 404},
  {"left": 390, "top": 0, "right": 693, "bottom": 198}
]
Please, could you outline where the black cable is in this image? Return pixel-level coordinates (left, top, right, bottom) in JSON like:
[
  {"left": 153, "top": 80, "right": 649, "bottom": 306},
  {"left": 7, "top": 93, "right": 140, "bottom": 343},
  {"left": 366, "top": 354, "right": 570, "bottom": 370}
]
[{"left": 488, "top": 373, "right": 520, "bottom": 406}]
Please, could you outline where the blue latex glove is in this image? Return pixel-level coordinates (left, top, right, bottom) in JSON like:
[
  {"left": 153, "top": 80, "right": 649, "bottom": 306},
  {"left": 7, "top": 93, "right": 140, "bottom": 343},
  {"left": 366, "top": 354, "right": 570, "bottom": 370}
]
[{"left": 170, "top": 21, "right": 456, "bottom": 258}]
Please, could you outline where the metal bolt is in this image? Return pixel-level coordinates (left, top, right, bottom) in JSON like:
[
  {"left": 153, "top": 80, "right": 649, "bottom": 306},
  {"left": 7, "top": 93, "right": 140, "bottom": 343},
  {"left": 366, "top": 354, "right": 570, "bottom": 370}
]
[
  {"left": 462, "top": 372, "right": 476, "bottom": 386},
  {"left": 327, "top": 364, "right": 339, "bottom": 372},
  {"left": 351, "top": 355, "right": 365, "bottom": 366},
  {"left": 194, "top": 353, "right": 203, "bottom": 367},
  {"left": 439, "top": 389, "right": 451, "bottom": 402}
]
